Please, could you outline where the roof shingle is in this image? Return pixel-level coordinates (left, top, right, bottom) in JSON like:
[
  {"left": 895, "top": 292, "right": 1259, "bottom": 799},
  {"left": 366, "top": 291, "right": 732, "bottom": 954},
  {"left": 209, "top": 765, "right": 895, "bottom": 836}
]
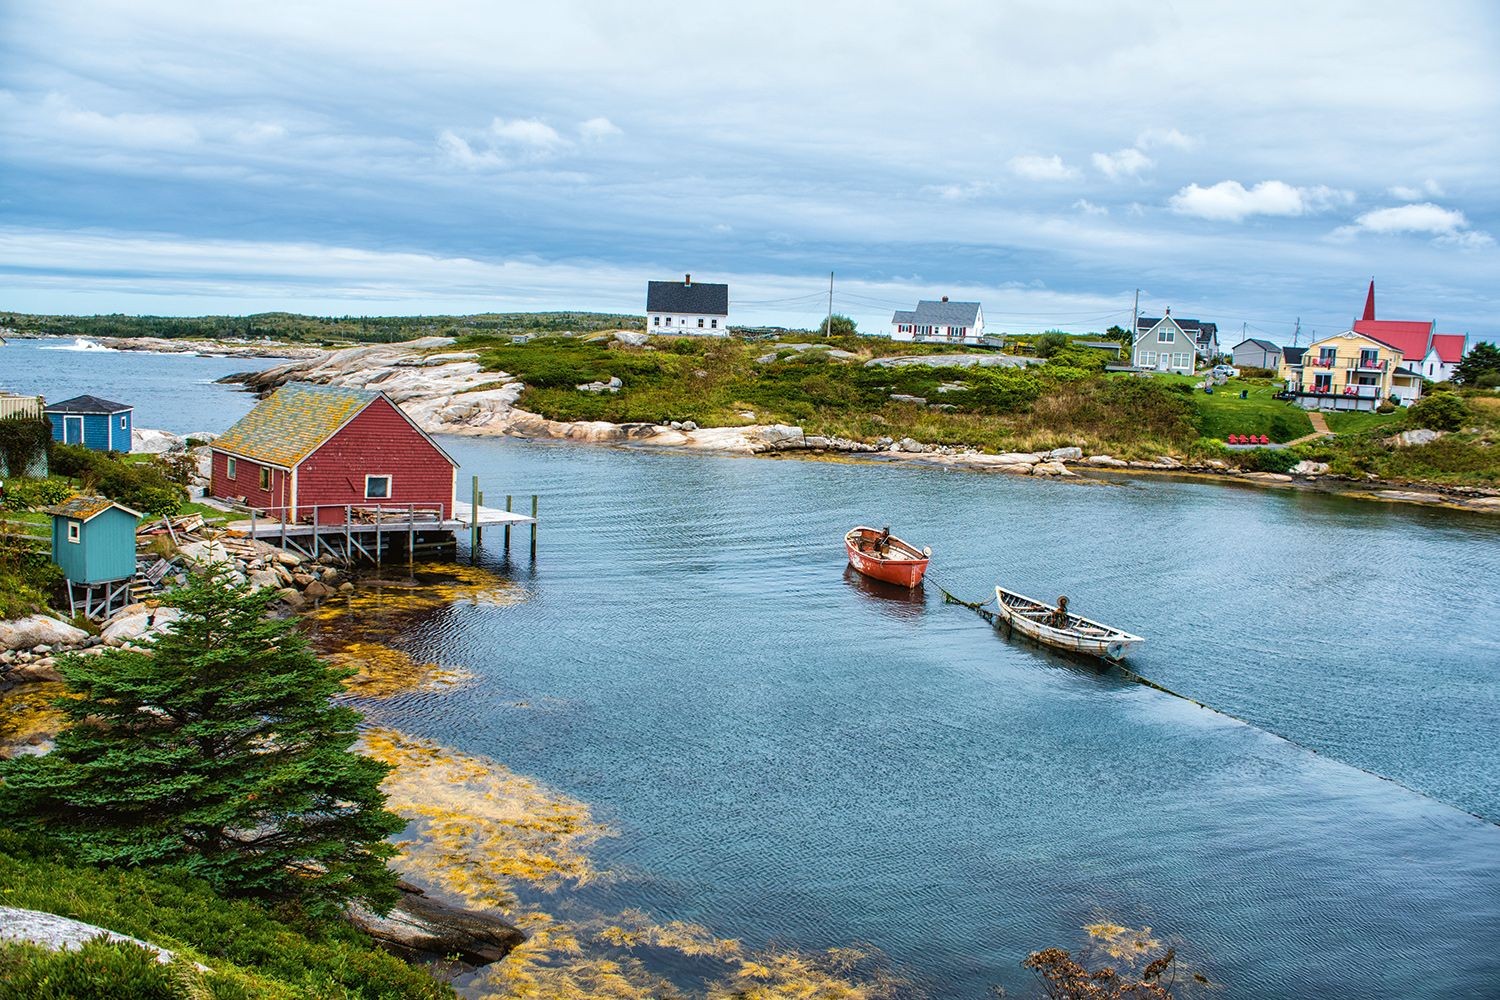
[
  {"left": 44, "top": 394, "right": 131, "bottom": 414},
  {"left": 214, "top": 383, "right": 378, "bottom": 468},
  {"left": 646, "top": 280, "right": 729, "bottom": 315},
  {"left": 892, "top": 300, "right": 981, "bottom": 327}
]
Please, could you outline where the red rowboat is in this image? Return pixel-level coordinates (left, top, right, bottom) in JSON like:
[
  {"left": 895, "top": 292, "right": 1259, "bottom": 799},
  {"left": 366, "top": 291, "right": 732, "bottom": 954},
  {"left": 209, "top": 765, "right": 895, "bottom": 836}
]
[{"left": 844, "top": 526, "right": 930, "bottom": 588}]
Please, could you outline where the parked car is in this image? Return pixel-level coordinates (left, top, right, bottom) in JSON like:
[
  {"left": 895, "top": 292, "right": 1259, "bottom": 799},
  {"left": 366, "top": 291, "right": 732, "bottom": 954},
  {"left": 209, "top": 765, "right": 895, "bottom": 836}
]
[{"left": 1211, "top": 364, "right": 1240, "bottom": 378}]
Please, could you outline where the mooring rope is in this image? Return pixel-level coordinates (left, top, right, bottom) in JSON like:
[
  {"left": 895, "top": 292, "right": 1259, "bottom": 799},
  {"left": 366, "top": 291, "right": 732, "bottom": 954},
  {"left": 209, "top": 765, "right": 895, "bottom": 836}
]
[{"left": 930, "top": 580, "right": 1497, "bottom": 827}]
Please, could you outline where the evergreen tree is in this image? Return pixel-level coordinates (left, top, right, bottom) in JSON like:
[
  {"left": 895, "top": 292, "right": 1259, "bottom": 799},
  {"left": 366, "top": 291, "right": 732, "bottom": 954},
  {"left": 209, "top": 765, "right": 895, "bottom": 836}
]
[
  {"left": 0, "top": 573, "right": 402, "bottom": 916},
  {"left": 1451, "top": 342, "right": 1500, "bottom": 386}
]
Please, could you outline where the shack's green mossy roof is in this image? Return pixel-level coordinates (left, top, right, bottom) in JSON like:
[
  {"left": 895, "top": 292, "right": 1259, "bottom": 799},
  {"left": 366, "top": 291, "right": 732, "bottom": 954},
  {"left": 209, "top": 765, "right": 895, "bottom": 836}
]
[
  {"left": 46, "top": 495, "right": 141, "bottom": 522},
  {"left": 214, "top": 383, "right": 378, "bottom": 468}
]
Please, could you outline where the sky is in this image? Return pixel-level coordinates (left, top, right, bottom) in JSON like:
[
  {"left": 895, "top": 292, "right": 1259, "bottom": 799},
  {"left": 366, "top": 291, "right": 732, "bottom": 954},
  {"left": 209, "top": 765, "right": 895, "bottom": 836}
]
[{"left": 1, "top": 1, "right": 1497, "bottom": 341}]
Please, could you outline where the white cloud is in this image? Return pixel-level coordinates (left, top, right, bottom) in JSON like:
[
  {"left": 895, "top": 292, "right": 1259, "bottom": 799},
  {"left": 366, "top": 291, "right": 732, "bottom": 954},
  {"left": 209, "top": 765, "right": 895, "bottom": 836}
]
[
  {"left": 1387, "top": 178, "right": 1444, "bottom": 200},
  {"left": 1333, "top": 202, "right": 1493, "bottom": 248},
  {"left": 1169, "top": 180, "right": 1354, "bottom": 221},
  {"left": 488, "top": 117, "right": 564, "bottom": 149},
  {"left": 925, "top": 181, "right": 994, "bottom": 201},
  {"left": 1073, "top": 199, "right": 1108, "bottom": 215},
  {"left": 578, "top": 116, "right": 622, "bottom": 141},
  {"left": 437, "top": 129, "right": 505, "bottom": 169},
  {"left": 1092, "top": 147, "right": 1152, "bottom": 179},
  {"left": 1136, "top": 127, "right": 1197, "bottom": 151},
  {"left": 1008, "top": 154, "right": 1080, "bottom": 182},
  {"left": 39, "top": 92, "right": 200, "bottom": 149}
]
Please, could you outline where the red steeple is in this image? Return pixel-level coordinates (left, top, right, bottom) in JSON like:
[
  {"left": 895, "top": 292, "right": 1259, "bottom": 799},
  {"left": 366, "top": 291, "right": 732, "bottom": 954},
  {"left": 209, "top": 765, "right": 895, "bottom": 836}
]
[{"left": 1361, "top": 279, "right": 1376, "bottom": 322}]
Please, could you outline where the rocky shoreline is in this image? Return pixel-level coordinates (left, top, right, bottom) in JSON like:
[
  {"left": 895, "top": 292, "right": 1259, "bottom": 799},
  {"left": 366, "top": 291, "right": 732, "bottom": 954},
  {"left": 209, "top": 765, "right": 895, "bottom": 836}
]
[
  {"left": 8, "top": 332, "right": 322, "bottom": 359},
  {"left": 220, "top": 336, "right": 1500, "bottom": 516}
]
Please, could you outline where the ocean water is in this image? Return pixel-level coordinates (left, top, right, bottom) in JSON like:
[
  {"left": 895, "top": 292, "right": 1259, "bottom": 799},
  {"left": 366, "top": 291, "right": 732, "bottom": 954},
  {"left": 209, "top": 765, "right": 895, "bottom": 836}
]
[
  {"left": 11, "top": 343, "right": 1500, "bottom": 998},
  {"left": 0, "top": 336, "right": 274, "bottom": 433}
]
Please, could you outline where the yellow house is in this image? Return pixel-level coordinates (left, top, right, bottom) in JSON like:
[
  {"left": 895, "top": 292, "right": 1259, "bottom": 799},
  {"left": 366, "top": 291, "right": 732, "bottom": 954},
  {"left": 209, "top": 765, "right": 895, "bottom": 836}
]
[{"left": 1278, "top": 330, "right": 1424, "bottom": 411}]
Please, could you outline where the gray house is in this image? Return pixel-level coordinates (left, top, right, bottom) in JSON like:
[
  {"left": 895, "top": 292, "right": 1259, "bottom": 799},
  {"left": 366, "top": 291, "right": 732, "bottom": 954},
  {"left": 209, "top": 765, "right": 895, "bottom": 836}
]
[
  {"left": 1136, "top": 313, "right": 1218, "bottom": 361},
  {"left": 1231, "top": 338, "right": 1281, "bottom": 370},
  {"left": 1131, "top": 312, "right": 1199, "bottom": 374}
]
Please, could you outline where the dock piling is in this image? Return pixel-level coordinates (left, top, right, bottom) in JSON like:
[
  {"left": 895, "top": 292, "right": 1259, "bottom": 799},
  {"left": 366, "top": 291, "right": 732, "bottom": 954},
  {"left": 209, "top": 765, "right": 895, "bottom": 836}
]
[
  {"left": 470, "top": 476, "right": 479, "bottom": 561},
  {"left": 504, "top": 495, "right": 512, "bottom": 550},
  {"left": 530, "top": 494, "right": 538, "bottom": 560}
]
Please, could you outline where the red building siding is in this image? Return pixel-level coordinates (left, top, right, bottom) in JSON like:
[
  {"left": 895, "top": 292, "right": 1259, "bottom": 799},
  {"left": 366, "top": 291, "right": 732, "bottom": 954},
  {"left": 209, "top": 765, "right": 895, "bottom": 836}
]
[
  {"left": 211, "top": 451, "right": 290, "bottom": 514},
  {"left": 293, "top": 397, "right": 454, "bottom": 522}
]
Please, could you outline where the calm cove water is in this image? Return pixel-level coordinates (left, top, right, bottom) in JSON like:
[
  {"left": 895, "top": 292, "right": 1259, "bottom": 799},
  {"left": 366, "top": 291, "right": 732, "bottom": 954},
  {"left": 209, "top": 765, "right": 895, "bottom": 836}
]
[{"left": 7, "top": 343, "right": 1500, "bottom": 998}]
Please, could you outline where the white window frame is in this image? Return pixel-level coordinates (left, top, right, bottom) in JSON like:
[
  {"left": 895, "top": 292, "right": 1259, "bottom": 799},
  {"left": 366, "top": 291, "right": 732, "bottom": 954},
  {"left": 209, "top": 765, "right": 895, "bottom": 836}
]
[
  {"left": 364, "top": 474, "right": 393, "bottom": 500},
  {"left": 1143, "top": 351, "right": 1156, "bottom": 365},
  {"left": 698, "top": 317, "right": 705, "bottom": 328},
  {"left": 67, "top": 520, "right": 81, "bottom": 544},
  {"left": 652, "top": 316, "right": 659, "bottom": 326},
  {"left": 711, "top": 319, "right": 718, "bottom": 329},
  {"left": 1158, "top": 327, "right": 1173, "bottom": 343},
  {"left": 226, "top": 456, "right": 237, "bottom": 479},
  {"left": 119, "top": 415, "right": 127, "bottom": 430},
  {"left": 259, "top": 466, "right": 271, "bottom": 491}
]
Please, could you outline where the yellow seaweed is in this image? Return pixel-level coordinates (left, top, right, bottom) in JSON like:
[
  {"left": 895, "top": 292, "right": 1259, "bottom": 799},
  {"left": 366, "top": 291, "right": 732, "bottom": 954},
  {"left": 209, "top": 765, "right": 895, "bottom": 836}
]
[
  {"left": 327, "top": 641, "right": 474, "bottom": 698},
  {"left": 0, "top": 682, "right": 69, "bottom": 756},
  {"left": 360, "top": 727, "right": 608, "bottom": 910}
]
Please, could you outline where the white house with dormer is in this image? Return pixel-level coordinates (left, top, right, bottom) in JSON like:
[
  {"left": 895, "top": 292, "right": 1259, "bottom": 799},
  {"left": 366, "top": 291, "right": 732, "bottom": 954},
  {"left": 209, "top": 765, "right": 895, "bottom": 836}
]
[
  {"left": 890, "top": 298, "right": 986, "bottom": 344},
  {"left": 1132, "top": 311, "right": 1199, "bottom": 374},
  {"left": 646, "top": 274, "right": 730, "bottom": 336}
]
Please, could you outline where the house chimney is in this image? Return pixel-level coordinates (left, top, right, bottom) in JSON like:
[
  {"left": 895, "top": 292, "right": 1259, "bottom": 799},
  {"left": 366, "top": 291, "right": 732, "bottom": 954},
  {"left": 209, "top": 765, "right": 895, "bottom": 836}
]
[
  {"left": 685, "top": 273, "right": 692, "bottom": 286},
  {"left": 941, "top": 295, "right": 949, "bottom": 302},
  {"left": 1165, "top": 306, "right": 1171, "bottom": 316}
]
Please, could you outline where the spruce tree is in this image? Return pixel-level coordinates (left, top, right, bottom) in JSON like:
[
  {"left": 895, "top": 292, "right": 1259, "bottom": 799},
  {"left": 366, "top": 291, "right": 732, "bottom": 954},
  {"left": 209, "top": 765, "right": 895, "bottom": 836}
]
[{"left": 0, "top": 572, "right": 403, "bottom": 916}]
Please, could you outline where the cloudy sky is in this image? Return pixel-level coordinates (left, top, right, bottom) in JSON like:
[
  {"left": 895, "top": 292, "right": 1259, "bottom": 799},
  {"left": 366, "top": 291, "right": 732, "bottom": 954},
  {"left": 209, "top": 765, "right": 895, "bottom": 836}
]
[{"left": 2, "top": 1, "right": 1496, "bottom": 339}]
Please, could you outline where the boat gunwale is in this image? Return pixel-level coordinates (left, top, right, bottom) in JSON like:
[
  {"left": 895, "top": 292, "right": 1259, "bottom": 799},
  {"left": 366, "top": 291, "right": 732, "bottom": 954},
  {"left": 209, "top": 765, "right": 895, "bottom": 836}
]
[
  {"left": 994, "top": 585, "right": 1145, "bottom": 644},
  {"left": 845, "top": 525, "right": 928, "bottom": 565}
]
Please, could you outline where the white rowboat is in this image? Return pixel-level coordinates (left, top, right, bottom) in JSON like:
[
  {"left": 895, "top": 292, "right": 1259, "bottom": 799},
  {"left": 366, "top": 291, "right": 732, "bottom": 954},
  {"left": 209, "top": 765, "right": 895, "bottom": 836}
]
[{"left": 993, "top": 586, "right": 1145, "bottom": 663}]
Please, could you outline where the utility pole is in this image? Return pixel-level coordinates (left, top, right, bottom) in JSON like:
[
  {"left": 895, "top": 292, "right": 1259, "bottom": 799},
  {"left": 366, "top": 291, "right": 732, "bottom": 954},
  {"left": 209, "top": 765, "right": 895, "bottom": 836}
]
[
  {"left": 826, "top": 271, "right": 834, "bottom": 337},
  {"left": 1131, "top": 288, "right": 1140, "bottom": 338},
  {"left": 1293, "top": 317, "right": 1301, "bottom": 346}
]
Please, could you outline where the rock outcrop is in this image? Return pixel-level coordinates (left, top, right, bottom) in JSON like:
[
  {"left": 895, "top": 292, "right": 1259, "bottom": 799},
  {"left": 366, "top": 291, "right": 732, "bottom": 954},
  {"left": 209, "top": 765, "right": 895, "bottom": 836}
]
[
  {"left": 347, "top": 881, "right": 524, "bottom": 966},
  {"left": 0, "top": 616, "right": 88, "bottom": 653},
  {"left": 0, "top": 906, "right": 204, "bottom": 969}
]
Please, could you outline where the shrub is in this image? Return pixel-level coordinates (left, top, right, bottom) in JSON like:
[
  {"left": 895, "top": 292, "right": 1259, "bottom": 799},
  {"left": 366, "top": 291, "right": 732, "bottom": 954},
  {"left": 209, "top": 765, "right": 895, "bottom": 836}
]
[
  {"left": 1235, "top": 447, "right": 1298, "bottom": 473},
  {"left": 0, "top": 939, "right": 186, "bottom": 1000},
  {"left": 1376, "top": 400, "right": 1397, "bottom": 414},
  {"left": 1405, "top": 393, "right": 1471, "bottom": 432},
  {"left": 48, "top": 445, "right": 185, "bottom": 517},
  {"left": 0, "top": 417, "right": 51, "bottom": 478},
  {"left": 1033, "top": 331, "right": 1072, "bottom": 358},
  {"left": 0, "top": 477, "right": 74, "bottom": 511}
]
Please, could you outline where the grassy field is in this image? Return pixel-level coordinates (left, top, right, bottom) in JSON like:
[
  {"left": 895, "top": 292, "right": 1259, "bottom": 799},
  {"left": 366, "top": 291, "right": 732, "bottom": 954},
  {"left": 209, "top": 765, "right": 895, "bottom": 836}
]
[
  {"left": 0, "top": 832, "right": 452, "bottom": 999},
  {"left": 451, "top": 333, "right": 1500, "bottom": 486},
  {"left": 1151, "top": 374, "right": 1314, "bottom": 442},
  {"left": 457, "top": 333, "right": 1200, "bottom": 458}
]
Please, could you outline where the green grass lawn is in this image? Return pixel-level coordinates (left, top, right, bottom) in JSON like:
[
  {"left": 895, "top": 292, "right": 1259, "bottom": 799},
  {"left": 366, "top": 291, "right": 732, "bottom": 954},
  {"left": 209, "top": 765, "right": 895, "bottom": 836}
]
[
  {"left": 1148, "top": 373, "right": 1313, "bottom": 442},
  {"left": 1323, "top": 409, "right": 1404, "bottom": 434}
]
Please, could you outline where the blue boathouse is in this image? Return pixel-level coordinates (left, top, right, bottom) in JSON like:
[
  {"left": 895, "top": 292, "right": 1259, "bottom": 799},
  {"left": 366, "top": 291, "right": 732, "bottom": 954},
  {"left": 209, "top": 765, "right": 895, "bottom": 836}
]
[
  {"left": 47, "top": 495, "right": 142, "bottom": 617},
  {"left": 45, "top": 394, "right": 133, "bottom": 452}
]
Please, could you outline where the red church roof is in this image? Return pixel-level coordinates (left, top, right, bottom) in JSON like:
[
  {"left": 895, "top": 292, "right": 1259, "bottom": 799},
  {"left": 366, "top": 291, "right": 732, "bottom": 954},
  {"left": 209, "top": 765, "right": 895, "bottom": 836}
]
[
  {"left": 1430, "top": 334, "right": 1467, "bottom": 364},
  {"left": 1352, "top": 319, "right": 1432, "bottom": 362}
]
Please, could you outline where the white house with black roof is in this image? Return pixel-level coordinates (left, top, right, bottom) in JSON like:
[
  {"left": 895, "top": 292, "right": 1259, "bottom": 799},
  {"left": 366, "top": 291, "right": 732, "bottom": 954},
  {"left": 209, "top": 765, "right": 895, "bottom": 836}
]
[
  {"left": 890, "top": 297, "right": 986, "bottom": 344},
  {"left": 646, "top": 274, "right": 730, "bottom": 336}
]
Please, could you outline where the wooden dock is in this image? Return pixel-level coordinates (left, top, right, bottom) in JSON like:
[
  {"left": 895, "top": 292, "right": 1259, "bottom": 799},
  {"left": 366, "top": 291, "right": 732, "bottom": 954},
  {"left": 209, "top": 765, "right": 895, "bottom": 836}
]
[{"left": 223, "top": 501, "right": 537, "bottom": 564}]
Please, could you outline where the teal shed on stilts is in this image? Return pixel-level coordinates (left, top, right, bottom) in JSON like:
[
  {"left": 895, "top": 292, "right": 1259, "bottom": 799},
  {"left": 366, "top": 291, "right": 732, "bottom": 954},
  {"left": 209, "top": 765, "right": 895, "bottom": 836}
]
[{"left": 46, "top": 495, "right": 142, "bottom": 618}]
